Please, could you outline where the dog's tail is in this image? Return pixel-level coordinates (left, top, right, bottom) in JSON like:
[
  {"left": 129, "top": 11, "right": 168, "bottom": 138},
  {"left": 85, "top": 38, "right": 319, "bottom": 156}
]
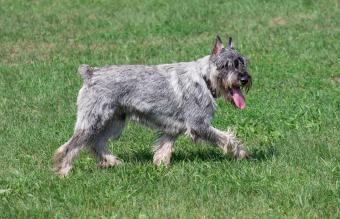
[{"left": 78, "top": 64, "right": 93, "bottom": 82}]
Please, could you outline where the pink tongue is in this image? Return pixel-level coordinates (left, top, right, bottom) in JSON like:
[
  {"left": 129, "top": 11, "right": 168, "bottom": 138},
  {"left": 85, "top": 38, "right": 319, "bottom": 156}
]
[{"left": 232, "top": 88, "right": 246, "bottom": 109}]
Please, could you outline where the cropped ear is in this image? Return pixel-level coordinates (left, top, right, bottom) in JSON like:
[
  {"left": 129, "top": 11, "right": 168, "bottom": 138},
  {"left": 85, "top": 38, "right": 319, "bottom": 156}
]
[
  {"left": 227, "top": 37, "right": 234, "bottom": 49},
  {"left": 212, "top": 35, "right": 224, "bottom": 56}
]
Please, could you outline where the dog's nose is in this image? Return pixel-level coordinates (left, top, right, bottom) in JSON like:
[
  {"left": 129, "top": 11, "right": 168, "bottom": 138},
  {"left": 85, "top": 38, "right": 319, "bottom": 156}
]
[{"left": 240, "top": 76, "right": 248, "bottom": 85}]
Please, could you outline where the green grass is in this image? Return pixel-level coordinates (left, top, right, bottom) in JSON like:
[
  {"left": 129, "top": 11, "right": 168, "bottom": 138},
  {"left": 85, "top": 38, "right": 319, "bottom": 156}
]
[{"left": 1, "top": 0, "right": 339, "bottom": 218}]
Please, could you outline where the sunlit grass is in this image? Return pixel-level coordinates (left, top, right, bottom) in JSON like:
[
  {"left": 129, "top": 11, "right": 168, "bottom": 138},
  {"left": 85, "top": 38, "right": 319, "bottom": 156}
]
[{"left": 0, "top": 0, "right": 339, "bottom": 218}]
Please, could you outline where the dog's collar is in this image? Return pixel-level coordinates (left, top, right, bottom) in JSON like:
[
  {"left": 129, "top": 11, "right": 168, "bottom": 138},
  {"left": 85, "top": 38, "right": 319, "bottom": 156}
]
[{"left": 203, "top": 76, "right": 217, "bottom": 98}]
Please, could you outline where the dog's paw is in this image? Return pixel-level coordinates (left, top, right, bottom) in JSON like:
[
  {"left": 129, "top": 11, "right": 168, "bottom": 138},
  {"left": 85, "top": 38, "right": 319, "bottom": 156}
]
[
  {"left": 53, "top": 164, "right": 72, "bottom": 178},
  {"left": 153, "top": 157, "right": 171, "bottom": 167},
  {"left": 98, "top": 155, "right": 123, "bottom": 168},
  {"left": 236, "top": 149, "right": 250, "bottom": 160},
  {"left": 153, "top": 151, "right": 172, "bottom": 167},
  {"left": 53, "top": 151, "right": 72, "bottom": 177}
]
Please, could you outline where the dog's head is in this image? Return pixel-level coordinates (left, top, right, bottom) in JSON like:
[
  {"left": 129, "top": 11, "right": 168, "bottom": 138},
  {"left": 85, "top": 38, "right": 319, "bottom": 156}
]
[{"left": 210, "top": 36, "right": 252, "bottom": 109}]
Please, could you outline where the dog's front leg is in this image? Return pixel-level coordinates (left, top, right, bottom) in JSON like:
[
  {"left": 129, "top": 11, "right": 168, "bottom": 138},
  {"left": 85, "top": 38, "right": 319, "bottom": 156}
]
[
  {"left": 153, "top": 135, "right": 176, "bottom": 166},
  {"left": 193, "top": 126, "right": 249, "bottom": 159},
  {"left": 212, "top": 127, "right": 249, "bottom": 159}
]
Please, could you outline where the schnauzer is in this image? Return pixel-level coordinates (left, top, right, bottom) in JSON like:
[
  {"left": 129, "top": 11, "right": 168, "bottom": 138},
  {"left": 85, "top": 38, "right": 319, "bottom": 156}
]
[{"left": 54, "top": 36, "right": 252, "bottom": 176}]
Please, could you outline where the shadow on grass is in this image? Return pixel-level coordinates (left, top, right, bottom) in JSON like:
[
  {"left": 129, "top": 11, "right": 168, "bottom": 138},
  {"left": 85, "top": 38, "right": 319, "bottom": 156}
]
[
  {"left": 119, "top": 146, "right": 278, "bottom": 164},
  {"left": 249, "top": 146, "right": 278, "bottom": 161},
  {"left": 172, "top": 148, "right": 231, "bottom": 163}
]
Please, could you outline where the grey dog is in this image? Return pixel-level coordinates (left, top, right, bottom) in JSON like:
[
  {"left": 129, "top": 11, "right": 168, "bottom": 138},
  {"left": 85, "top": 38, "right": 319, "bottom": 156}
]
[{"left": 53, "top": 36, "right": 252, "bottom": 176}]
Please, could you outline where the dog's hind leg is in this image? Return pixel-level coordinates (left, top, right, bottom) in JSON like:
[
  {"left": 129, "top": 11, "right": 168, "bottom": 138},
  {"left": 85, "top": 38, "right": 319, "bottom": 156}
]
[
  {"left": 53, "top": 93, "right": 113, "bottom": 176},
  {"left": 91, "top": 115, "right": 126, "bottom": 168},
  {"left": 153, "top": 135, "right": 176, "bottom": 166},
  {"left": 53, "top": 130, "right": 92, "bottom": 176}
]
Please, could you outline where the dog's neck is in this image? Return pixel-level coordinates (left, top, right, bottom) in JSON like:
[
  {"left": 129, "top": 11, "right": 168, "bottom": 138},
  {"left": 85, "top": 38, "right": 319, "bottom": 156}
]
[{"left": 196, "top": 55, "right": 219, "bottom": 98}]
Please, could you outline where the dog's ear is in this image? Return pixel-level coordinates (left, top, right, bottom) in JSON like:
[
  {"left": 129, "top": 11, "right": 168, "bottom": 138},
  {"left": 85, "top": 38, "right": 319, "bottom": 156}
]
[
  {"left": 212, "top": 35, "right": 224, "bottom": 56},
  {"left": 227, "top": 37, "right": 234, "bottom": 49}
]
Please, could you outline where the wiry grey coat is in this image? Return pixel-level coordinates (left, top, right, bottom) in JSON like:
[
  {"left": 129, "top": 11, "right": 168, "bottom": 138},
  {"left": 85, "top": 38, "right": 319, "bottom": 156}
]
[{"left": 54, "top": 36, "right": 252, "bottom": 176}]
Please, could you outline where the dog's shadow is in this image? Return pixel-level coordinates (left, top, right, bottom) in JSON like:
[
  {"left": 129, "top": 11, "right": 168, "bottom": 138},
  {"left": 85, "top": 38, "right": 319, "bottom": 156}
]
[
  {"left": 119, "top": 146, "right": 277, "bottom": 164},
  {"left": 250, "top": 146, "right": 278, "bottom": 161}
]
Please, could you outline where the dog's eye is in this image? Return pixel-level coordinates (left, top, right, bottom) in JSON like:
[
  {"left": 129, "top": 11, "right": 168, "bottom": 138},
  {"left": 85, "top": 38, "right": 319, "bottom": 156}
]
[
  {"left": 234, "top": 60, "right": 239, "bottom": 68},
  {"left": 238, "top": 57, "right": 244, "bottom": 65}
]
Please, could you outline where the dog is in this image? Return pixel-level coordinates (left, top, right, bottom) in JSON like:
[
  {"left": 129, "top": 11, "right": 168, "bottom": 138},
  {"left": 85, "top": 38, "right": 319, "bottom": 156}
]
[{"left": 53, "top": 36, "right": 252, "bottom": 176}]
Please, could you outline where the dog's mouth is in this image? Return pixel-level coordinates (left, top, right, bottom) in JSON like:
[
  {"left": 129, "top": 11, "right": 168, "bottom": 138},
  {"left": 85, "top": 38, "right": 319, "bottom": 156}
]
[{"left": 226, "top": 87, "right": 246, "bottom": 110}]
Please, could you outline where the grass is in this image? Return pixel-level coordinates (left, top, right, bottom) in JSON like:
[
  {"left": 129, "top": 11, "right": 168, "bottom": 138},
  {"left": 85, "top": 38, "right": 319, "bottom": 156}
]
[{"left": 0, "top": 0, "right": 339, "bottom": 218}]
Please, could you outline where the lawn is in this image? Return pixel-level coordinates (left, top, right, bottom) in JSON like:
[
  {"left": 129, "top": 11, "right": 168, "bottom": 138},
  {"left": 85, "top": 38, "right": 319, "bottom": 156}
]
[{"left": 0, "top": 0, "right": 339, "bottom": 218}]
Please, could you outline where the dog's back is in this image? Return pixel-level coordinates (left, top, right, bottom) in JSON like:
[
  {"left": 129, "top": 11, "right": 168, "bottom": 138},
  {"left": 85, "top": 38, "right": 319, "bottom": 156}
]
[{"left": 76, "top": 61, "right": 215, "bottom": 132}]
